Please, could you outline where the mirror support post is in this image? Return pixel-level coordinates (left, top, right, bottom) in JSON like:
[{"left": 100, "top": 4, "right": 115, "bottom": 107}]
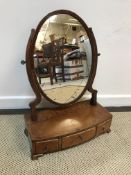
[{"left": 26, "top": 29, "right": 42, "bottom": 121}]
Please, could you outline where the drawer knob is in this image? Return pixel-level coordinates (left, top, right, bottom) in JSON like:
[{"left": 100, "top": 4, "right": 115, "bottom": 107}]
[
  {"left": 43, "top": 145, "right": 48, "bottom": 153},
  {"left": 102, "top": 127, "right": 105, "bottom": 132},
  {"left": 79, "top": 135, "right": 83, "bottom": 141}
]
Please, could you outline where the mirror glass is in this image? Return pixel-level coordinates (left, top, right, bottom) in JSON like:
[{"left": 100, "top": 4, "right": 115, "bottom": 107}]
[{"left": 33, "top": 14, "right": 92, "bottom": 104}]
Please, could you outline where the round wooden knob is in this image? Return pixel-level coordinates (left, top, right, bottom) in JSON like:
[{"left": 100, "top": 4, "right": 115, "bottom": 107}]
[{"left": 21, "top": 60, "right": 26, "bottom": 65}]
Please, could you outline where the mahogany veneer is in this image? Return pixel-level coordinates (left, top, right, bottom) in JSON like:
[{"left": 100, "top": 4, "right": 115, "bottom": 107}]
[
  {"left": 22, "top": 10, "right": 113, "bottom": 160},
  {"left": 24, "top": 101, "right": 112, "bottom": 160}
]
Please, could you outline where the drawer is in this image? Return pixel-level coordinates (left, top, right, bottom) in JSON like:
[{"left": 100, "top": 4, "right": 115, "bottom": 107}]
[
  {"left": 35, "top": 139, "right": 59, "bottom": 154},
  {"left": 97, "top": 119, "right": 112, "bottom": 136},
  {"left": 62, "top": 127, "right": 96, "bottom": 149}
]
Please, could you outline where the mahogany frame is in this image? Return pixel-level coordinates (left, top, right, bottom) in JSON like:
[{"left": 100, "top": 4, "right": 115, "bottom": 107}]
[{"left": 25, "top": 10, "right": 99, "bottom": 121}]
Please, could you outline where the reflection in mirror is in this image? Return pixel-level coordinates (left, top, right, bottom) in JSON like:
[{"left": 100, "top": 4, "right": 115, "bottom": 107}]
[{"left": 33, "top": 14, "right": 92, "bottom": 104}]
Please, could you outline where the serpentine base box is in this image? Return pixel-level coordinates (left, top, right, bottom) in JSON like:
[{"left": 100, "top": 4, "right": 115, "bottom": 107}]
[{"left": 24, "top": 101, "right": 112, "bottom": 160}]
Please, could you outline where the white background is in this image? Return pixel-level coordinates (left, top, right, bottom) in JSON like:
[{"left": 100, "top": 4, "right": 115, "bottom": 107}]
[{"left": 0, "top": 0, "right": 131, "bottom": 108}]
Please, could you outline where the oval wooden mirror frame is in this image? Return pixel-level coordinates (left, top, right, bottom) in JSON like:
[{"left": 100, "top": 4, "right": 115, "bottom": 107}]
[{"left": 25, "top": 10, "right": 99, "bottom": 120}]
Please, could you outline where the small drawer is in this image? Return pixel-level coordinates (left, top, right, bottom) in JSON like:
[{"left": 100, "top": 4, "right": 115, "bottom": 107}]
[
  {"left": 35, "top": 139, "right": 59, "bottom": 154},
  {"left": 97, "top": 119, "right": 112, "bottom": 136},
  {"left": 62, "top": 127, "right": 96, "bottom": 149}
]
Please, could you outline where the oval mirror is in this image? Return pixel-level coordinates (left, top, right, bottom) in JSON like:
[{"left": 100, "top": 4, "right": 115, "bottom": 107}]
[{"left": 33, "top": 11, "right": 93, "bottom": 104}]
